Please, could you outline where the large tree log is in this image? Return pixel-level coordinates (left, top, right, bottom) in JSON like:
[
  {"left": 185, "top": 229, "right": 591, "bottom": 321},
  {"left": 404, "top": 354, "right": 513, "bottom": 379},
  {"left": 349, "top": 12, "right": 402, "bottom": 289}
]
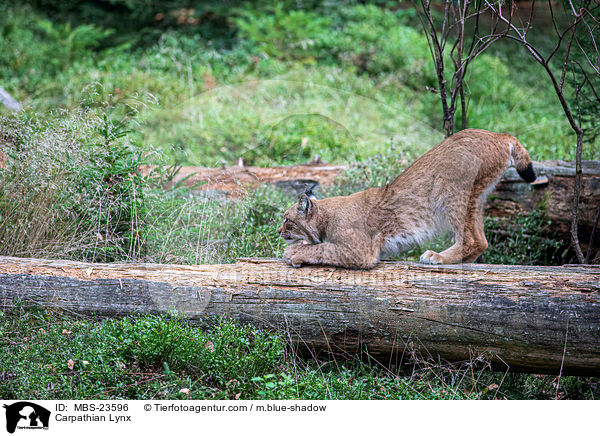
[{"left": 1, "top": 256, "right": 599, "bottom": 375}]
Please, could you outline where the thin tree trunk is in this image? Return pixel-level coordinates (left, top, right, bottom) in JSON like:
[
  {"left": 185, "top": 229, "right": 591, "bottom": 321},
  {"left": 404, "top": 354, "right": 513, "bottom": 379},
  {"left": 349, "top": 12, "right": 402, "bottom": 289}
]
[{"left": 572, "top": 131, "right": 586, "bottom": 262}]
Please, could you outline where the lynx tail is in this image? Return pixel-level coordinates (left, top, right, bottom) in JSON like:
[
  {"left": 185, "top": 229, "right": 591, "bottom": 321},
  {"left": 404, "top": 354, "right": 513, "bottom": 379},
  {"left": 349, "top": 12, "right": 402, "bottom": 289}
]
[{"left": 511, "top": 140, "right": 536, "bottom": 183}]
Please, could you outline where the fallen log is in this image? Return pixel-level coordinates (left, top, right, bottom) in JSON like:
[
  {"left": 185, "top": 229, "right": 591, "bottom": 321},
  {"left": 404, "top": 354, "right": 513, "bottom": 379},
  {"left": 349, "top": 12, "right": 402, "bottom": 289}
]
[
  {"left": 142, "top": 162, "right": 347, "bottom": 198},
  {"left": 1, "top": 256, "right": 599, "bottom": 375}
]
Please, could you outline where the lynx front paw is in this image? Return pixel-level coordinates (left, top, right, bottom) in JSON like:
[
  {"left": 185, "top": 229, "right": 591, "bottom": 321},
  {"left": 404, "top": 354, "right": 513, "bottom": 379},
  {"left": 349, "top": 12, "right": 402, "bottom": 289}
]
[
  {"left": 419, "top": 250, "right": 444, "bottom": 265},
  {"left": 283, "top": 245, "right": 304, "bottom": 268}
]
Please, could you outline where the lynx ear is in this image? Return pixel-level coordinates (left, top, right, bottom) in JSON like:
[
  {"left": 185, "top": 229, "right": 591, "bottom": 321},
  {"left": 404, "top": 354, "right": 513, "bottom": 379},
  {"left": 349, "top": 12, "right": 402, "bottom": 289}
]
[
  {"left": 304, "top": 183, "right": 318, "bottom": 200},
  {"left": 297, "top": 194, "right": 313, "bottom": 216}
]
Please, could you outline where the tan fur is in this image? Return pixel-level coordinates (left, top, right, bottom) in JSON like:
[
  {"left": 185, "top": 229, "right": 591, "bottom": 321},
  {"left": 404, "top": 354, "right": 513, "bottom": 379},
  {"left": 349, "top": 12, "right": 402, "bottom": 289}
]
[{"left": 279, "top": 129, "right": 534, "bottom": 269}]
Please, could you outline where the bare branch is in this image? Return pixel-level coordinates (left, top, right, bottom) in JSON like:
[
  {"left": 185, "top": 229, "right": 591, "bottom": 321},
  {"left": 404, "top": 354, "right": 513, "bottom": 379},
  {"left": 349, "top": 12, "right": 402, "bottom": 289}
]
[
  {"left": 558, "top": 26, "right": 577, "bottom": 92},
  {"left": 414, "top": 0, "right": 508, "bottom": 136}
]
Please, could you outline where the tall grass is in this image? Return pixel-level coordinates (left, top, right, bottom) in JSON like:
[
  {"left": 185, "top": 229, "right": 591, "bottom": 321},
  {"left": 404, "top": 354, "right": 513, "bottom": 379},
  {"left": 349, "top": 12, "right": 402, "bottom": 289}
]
[
  {"left": 0, "top": 111, "right": 93, "bottom": 258},
  {"left": 0, "top": 96, "right": 156, "bottom": 261}
]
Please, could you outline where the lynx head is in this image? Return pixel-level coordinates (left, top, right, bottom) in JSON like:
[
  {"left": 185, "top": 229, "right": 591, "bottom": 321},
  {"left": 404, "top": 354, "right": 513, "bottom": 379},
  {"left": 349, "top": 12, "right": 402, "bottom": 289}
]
[{"left": 278, "top": 184, "right": 321, "bottom": 245}]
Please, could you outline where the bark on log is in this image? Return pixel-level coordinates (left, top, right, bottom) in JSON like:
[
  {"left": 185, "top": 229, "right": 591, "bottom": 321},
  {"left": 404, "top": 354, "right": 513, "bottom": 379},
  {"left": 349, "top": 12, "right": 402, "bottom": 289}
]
[{"left": 1, "top": 256, "right": 599, "bottom": 375}]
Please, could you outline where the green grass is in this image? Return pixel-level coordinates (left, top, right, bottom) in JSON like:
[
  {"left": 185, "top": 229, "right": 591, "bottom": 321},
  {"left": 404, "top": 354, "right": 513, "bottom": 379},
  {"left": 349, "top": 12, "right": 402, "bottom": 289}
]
[
  {"left": 1, "top": 306, "right": 597, "bottom": 400},
  {"left": 1, "top": 3, "right": 597, "bottom": 167}
]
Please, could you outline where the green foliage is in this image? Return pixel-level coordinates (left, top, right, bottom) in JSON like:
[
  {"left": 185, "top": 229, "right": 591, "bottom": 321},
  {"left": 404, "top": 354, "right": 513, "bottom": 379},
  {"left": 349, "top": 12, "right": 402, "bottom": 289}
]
[
  {"left": 482, "top": 209, "right": 568, "bottom": 265},
  {"left": 1, "top": 306, "right": 597, "bottom": 400},
  {"left": 100, "top": 315, "right": 284, "bottom": 390},
  {"left": 331, "top": 6, "right": 433, "bottom": 84},
  {"left": 0, "top": 306, "right": 284, "bottom": 399},
  {"left": 3, "top": 2, "right": 597, "bottom": 163},
  {"left": 235, "top": 4, "right": 332, "bottom": 61},
  {"left": 236, "top": 4, "right": 434, "bottom": 84},
  {"left": 64, "top": 115, "right": 150, "bottom": 261},
  {"left": 0, "top": 4, "right": 111, "bottom": 92}
]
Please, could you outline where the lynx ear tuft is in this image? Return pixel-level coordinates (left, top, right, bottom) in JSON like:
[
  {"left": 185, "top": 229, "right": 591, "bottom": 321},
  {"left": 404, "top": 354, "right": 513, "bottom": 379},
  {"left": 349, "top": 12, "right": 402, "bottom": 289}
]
[
  {"left": 304, "top": 183, "right": 318, "bottom": 200},
  {"left": 297, "top": 194, "right": 313, "bottom": 216}
]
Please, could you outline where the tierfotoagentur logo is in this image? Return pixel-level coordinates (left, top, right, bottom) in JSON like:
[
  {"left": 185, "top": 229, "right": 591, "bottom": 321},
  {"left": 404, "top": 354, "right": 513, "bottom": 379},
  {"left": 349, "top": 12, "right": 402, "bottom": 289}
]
[{"left": 3, "top": 402, "right": 50, "bottom": 434}]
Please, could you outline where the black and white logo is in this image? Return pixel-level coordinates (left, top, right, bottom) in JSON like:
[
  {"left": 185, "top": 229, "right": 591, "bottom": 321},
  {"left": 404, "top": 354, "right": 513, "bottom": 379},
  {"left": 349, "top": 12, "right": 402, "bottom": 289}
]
[{"left": 3, "top": 402, "right": 50, "bottom": 434}]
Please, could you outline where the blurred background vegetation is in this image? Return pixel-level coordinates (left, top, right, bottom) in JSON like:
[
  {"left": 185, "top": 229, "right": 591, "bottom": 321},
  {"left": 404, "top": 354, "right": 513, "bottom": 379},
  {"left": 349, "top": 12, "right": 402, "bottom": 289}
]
[{"left": 0, "top": 0, "right": 597, "bottom": 400}]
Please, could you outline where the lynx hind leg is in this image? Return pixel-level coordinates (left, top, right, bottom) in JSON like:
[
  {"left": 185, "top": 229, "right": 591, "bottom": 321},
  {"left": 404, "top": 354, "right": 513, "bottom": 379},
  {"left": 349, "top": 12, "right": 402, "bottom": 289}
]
[
  {"left": 419, "top": 202, "right": 487, "bottom": 265},
  {"left": 462, "top": 206, "right": 488, "bottom": 263}
]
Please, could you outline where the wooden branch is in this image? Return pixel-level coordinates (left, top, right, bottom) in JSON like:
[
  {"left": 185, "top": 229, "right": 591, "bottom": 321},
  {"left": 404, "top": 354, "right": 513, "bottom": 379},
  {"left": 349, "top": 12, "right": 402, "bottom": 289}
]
[{"left": 1, "top": 256, "right": 599, "bottom": 375}]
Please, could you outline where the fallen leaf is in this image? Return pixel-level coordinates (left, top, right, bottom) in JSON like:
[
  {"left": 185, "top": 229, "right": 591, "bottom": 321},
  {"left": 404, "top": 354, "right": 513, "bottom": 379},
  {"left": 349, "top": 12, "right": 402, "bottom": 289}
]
[
  {"left": 62, "top": 329, "right": 72, "bottom": 336},
  {"left": 205, "top": 341, "right": 215, "bottom": 353},
  {"left": 67, "top": 359, "right": 75, "bottom": 370},
  {"left": 179, "top": 388, "right": 190, "bottom": 395},
  {"left": 488, "top": 383, "right": 499, "bottom": 390}
]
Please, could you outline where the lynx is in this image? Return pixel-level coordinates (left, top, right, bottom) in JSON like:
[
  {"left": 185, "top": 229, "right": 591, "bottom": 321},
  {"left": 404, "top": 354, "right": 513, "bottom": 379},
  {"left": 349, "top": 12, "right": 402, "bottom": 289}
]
[{"left": 278, "top": 129, "right": 536, "bottom": 269}]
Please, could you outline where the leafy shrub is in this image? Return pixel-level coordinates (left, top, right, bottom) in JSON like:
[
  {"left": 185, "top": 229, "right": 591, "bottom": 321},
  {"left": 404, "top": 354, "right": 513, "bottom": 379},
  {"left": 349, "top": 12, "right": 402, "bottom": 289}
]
[
  {"left": 0, "top": 95, "right": 154, "bottom": 261},
  {"left": 235, "top": 4, "right": 332, "bottom": 61},
  {"left": 0, "top": 4, "right": 111, "bottom": 93},
  {"left": 482, "top": 209, "right": 568, "bottom": 265},
  {"left": 63, "top": 115, "right": 151, "bottom": 261}
]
